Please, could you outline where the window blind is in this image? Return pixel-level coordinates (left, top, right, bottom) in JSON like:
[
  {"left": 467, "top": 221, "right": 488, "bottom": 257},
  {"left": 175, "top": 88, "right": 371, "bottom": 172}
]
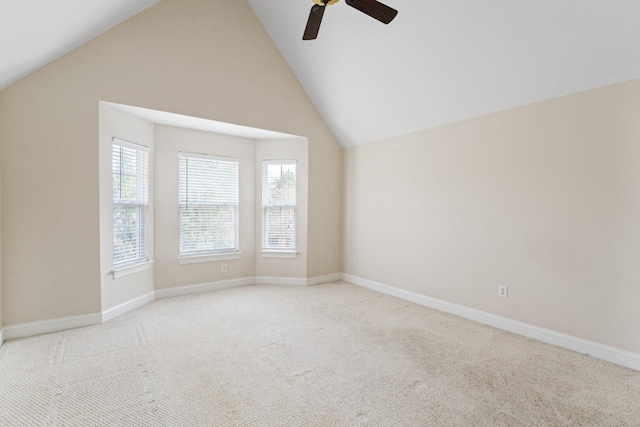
[
  {"left": 262, "top": 160, "right": 297, "bottom": 250},
  {"left": 112, "top": 139, "right": 149, "bottom": 267},
  {"left": 179, "top": 153, "right": 239, "bottom": 255}
]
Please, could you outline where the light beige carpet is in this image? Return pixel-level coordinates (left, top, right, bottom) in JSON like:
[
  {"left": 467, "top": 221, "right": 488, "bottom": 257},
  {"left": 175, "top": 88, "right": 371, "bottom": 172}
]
[{"left": 1, "top": 281, "right": 639, "bottom": 426}]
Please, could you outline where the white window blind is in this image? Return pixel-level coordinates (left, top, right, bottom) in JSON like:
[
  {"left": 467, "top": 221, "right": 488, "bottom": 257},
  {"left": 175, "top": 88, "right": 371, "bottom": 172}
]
[
  {"left": 179, "top": 153, "right": 239, "bottom": 255},
  {"left": 262, "top": 160, "right": 297, "bottom": 250},
  {"left": 112, "top": 139, "right": 149, "bottom": 267}
]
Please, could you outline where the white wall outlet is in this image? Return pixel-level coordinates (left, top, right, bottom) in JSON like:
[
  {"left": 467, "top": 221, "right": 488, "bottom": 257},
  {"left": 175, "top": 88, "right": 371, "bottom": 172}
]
[
  {"left": 498, "top": 285, "right": 508, "bottom": 298},
  {"left": 328, "top": 254, "right": 333, "bottom": 263},
  {"left": 221, "top": 264, "right": 227, "bottom": 273},
  {"left": 353, "top": 257, "right": 357, "bottom": 263}
]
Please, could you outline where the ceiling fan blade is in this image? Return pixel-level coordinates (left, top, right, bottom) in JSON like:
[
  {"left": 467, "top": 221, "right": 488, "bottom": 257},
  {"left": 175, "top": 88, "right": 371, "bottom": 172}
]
[
  {"left": 345, "top": 0, "right": 398, "bottom": 24},
  {"left": 303, "top": 4, "right": 326, "bottom": 40}
]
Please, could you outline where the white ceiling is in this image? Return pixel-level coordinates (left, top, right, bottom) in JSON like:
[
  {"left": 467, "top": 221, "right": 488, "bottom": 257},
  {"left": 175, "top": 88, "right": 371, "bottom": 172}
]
[
  {"left": 248, "top": 0, "right": 640, "bottom": 147},
  {"left": 0, "top": 0, "right": 161, "bottom": 90},
  {"left": 2, "top": 1, "right": 640, "bottom": 148}
]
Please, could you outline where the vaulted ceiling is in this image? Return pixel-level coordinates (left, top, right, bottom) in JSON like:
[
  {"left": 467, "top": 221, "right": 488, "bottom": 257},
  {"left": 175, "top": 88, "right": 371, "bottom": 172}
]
[{"left": 2, "top": 0, "right": 640, "bottom": 148}]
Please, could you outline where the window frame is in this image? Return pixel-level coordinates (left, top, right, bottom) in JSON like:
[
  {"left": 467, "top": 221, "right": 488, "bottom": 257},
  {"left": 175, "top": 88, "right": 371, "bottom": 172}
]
[
  {"left": 112, "top": 138, "right": 150, "bottom": 270},
  {"left": 178, "top": 152, "right": 240, "bottom": 259},
  {"left": 261, "top": 160, "right": 297, "bottom": 255}
]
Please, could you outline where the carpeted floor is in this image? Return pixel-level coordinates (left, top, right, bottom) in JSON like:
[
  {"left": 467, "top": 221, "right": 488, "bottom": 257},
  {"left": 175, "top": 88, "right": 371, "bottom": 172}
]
[{"left": 1, "top": 281, "right": 639, "bottom": 426}]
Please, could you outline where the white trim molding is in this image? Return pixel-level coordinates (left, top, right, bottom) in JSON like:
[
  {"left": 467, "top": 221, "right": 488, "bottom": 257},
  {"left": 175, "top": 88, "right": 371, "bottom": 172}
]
[
  {"left": 3, "top": 312, "right": 103, "bottom": 341},
  {"left": 342, "top": 273, "right": 640, "bottom": 372},
  {"left": 156, "top": 273, "right": 342, "bottom": 294},
  {"left": 255, "top": 276, "right": 307, "bottom": 286},
  {"left": 155, "top": 277, "right": 255, "bottom": 299},
  {"left": 0, "top": 274, "right": 346, "bottom": 343},
  {"left": 178, "top": 252, "right": 241, "bottom": 264},
  {"left": 157, "top": 273, "right": 344, "bottom": 296},
  {"left": 306, "top": 273, "right": 343, "bottom": 286},
  {"left": 102, "top": 291, "right": 156, "bottom": 323},
  {"left": 261, "top": 250, "right": 298, "bottom": 259},
  {"left": 112, "top": 261, "right": 153, "bottom": 279}
]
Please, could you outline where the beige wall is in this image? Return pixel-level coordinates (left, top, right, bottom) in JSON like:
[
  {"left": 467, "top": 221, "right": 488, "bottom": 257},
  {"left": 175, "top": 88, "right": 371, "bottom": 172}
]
[
  {"left": 99, "top": 103, "right": 155, "bottom": 311},
  {"left": 256, "top": 139, "right": 309, "bottom": 278},
  {"left": 0, "top": 75, "right": 103, "bottom": 325},
  {"left": 343, "top": 78, "right": 640, "bottom": 354},
  {"left": 154, "top": 125, "right": 256, "bottom": 290},
  {"left": 0, "top": 0, "right": 342, "bottom": 325}
]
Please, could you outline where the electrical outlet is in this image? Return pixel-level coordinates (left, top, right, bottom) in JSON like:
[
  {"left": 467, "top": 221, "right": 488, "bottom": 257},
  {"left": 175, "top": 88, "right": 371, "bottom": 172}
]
[
  {"left": 221, "top": 264, "right": 227, "bottom": 273},
  {"left": 328, "top": 254, "right": 333, "bottom": 263},
  {"left": 353, "top": 257, "right": 357, "bottom": 263},
  {"left": 498, "top": 285, "right": 508, "bottom": 298}
]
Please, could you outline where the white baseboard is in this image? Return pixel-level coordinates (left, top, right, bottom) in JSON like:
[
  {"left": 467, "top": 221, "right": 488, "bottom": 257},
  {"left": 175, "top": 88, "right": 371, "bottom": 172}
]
[
  {"left": 155, "top": 273, "right": 344, "bottom": 295},
  {"left": 306, "top": 273, "right": 343, "bottom": 286},
  {"left": 342, "top": 273, "right": 640, "bottom": 372},
  {"left": 3, "top": 272, "right": 637, "bottom": 372},
  {"left": 254, "top": 273, "right": 343, "bottom": 286},
  {"left": 3, "top": 312, "right": 103, "bottom": 341},
  {"left": 255, "top": 276, "right": 307, "bottom": 286},
  {"left": 102, "top": 291, "right": 156, "bottom": 323},
  {"left": 0, "top": 274, "right": 346, "bottom": 343},
  {"left": 155, "top": 277, "right": 255, "bottom": 299}
]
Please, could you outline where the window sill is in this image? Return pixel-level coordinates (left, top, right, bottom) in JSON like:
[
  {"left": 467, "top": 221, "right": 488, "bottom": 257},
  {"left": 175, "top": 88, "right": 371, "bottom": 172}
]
[
  {"left": 179, "top": 252, "right": 242, "bottom": 264},
  {"left": 261, "top": 250, "right": 298, "bottom": 259},
  {"left": 112, "top": 261, "right": 153, "bottom": 279}
]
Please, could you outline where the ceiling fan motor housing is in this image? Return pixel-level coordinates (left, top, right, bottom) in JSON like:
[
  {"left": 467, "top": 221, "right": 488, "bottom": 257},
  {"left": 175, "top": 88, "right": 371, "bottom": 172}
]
[{"left": 313, "top": 0, "right": 340, "bottom": 5}]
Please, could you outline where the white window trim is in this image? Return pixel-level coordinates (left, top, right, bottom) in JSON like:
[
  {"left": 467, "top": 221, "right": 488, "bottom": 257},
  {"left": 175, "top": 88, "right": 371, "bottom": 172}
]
[
  {"left": 179, "top": 152, "right": 240, "bottom": 256},
  {"left": 262, "top": 159, "right": 297, "bottom": 252},
  {"left": 262, "top": 159, "right": 298, "bottom": 166},
  {"left": 112, "top": 138, "right": 150, "bottom": 269},
  {"left": 111, "top": 260, "right": 153, "bottom": 279},
  {"left": 179, "top": 252, "right": 242, "bottom": 264},
  {"left": 114, "top": 137, "right": 150, "bottom": 153},
  {"left": 261, "top": 250, "right": 298, "bottom": 259}
]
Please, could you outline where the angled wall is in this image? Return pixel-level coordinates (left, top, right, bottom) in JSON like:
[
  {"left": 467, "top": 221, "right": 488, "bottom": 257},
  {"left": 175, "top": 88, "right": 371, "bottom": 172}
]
[
  {"left": 255, "top": 138, "right": 309, "bottom": 279},
  {"left": 0, "top": 0, "right": 342, "bottom": 326},
  {"left": 99, "top": 103, "right": 155, "bottom": 312},
  {"left": 152, "top": 125, "right": 258, "bottom": 291},
  {"left": 343, "top": 79, "right": 640, "bottom": 355}
]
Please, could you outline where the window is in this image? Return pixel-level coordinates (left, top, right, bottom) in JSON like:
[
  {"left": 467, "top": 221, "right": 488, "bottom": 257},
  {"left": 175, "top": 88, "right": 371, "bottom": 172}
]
[
  {"left": 179, "top": 153, "right": 239, "bottom": 256},
  {"left": 112, "top": 139, "right": 149, "bottom": 267},
  {"left": 262, "top": 160, "right": 297, "bottom": 251}
]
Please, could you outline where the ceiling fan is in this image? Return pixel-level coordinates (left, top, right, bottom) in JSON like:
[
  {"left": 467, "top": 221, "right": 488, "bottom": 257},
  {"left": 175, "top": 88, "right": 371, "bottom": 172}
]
[{"left": 303, "top": 0, "right": 398, "bottom": 40}]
